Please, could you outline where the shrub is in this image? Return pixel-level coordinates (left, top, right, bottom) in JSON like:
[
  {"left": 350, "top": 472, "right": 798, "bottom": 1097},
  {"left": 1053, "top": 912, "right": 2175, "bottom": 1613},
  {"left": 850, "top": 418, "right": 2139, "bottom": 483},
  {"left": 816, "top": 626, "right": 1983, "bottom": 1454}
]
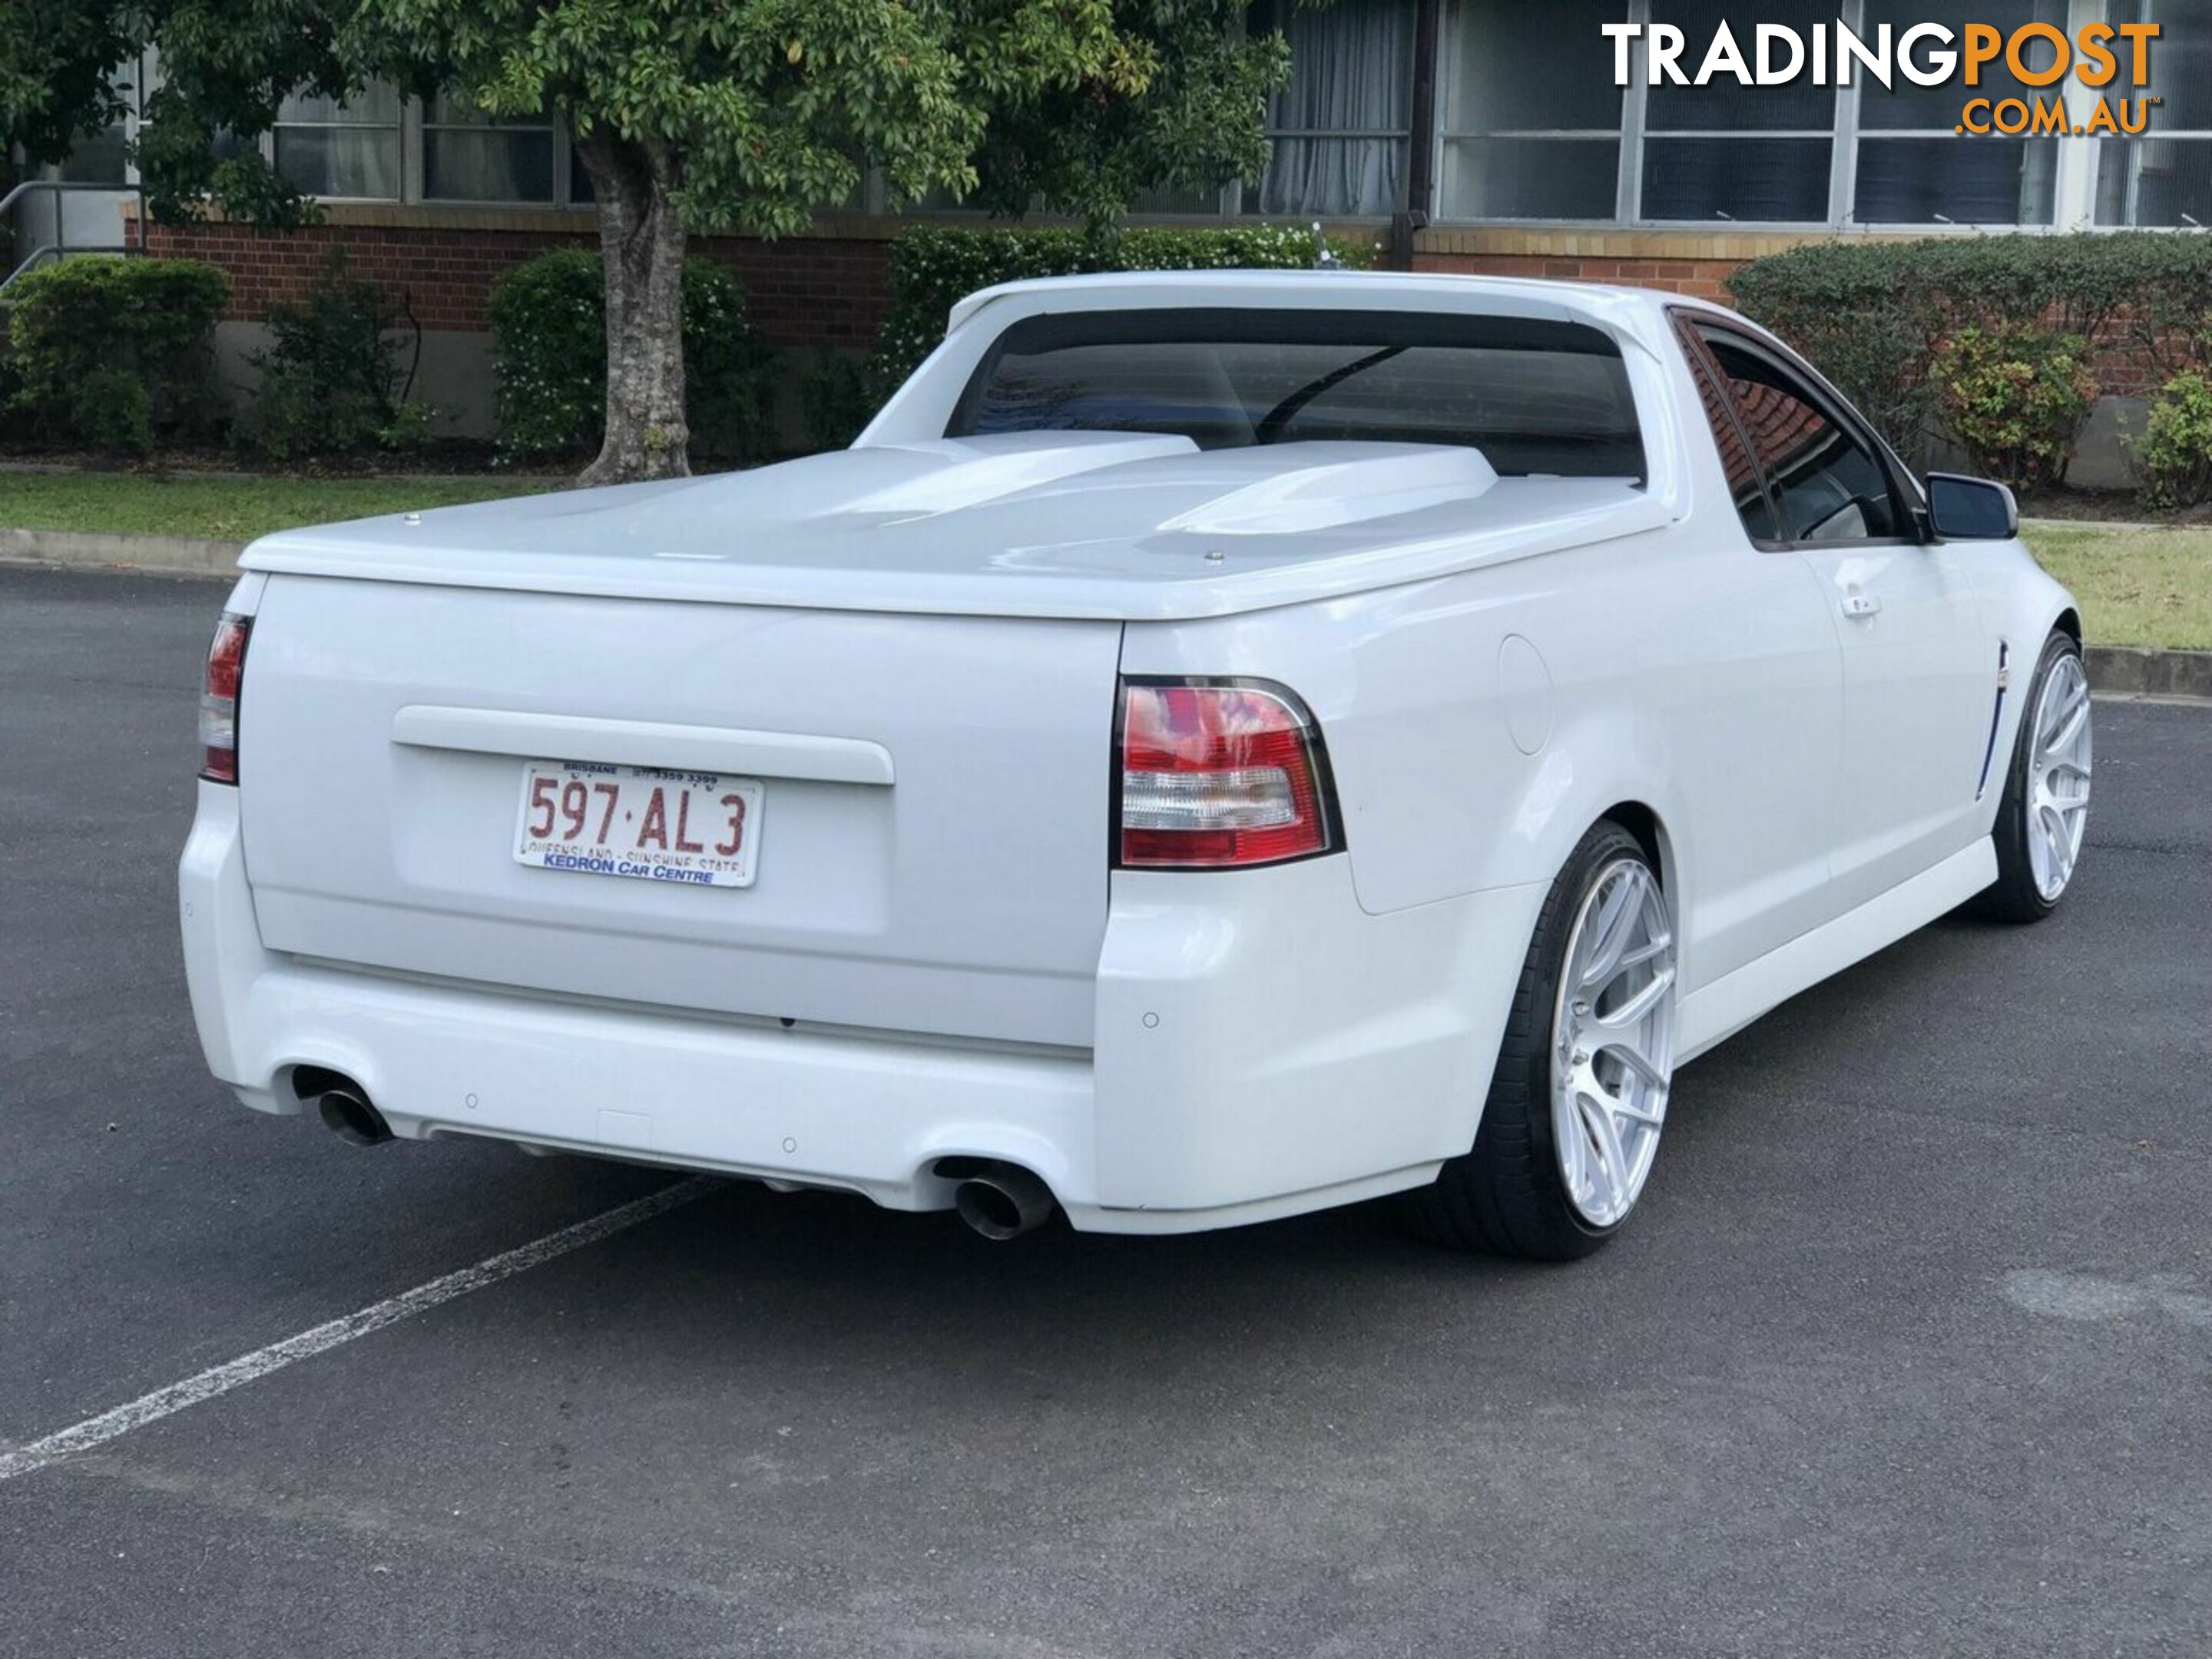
[
  {"left": 1728, "top": 233, "right": 2212, "bottom": 465},
  {"left": 489, "top": 250, "right": 777, "bottom": 464},
  {"left": 1931, "top": 326, "right": 2099, "bottom": 492},
  {"left": 69, "top": 366, "right": 154, "bottom": 452},
  {"left": 0, "top": 342, "right": 31, "bottom": 445},
  {"left": 5, "top": 257, "right": 228, "bottom": 450},
  {"left": 799, "top": 348, "right": 876, "bottom": 452},
  {"left": 234, "top": 253, "right": 425, "bottom": 460},
  {"left": 867, "top": 224, "right": 1378, "bottom": 402},
  {"left": 682, "top": 260, "right": 779, "bottom": 461},
  {"left": 2134, "top": 371, "right": 2212, "bottom": 508}
]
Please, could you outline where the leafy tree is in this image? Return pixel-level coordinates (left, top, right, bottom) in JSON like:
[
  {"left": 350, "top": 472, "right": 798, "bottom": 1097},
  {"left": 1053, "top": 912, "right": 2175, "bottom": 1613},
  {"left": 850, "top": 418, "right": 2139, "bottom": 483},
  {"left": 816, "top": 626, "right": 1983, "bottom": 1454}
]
[
  {"left": 42, "top": 0, "right": 1294, "bottom": 483},
  {"left": 356, "top": 0, "right": 1290, "bottom": 482},
  {"left": 0, "top": 0, "right": 137, "bottom": 171}
]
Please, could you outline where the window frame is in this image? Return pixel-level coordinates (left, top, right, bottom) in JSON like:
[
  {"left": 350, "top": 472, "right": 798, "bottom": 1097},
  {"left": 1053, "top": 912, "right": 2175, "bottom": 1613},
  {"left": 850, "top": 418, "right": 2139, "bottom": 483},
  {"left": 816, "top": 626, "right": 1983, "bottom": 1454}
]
[
  {"left": 2091, "top": 0, "right": 2212, "bottom": 227},
  {"left": 253, "top": 91, "right": 590, "bottom": 210},
  {"left": 270, "top": 87, "right": 406, "bottom": 206},
  {"left": 1237, "top": 0, "right": 1419, "bottom": 220},
  {"left": 1435, "top": 0, "right": 2144, "bottom": 233},
  {"left": 1672, "top": 312, "right": 1926, "bottom": 552},
  {"left": 419, "top": 95, "right": 563, "bottom": 207}
]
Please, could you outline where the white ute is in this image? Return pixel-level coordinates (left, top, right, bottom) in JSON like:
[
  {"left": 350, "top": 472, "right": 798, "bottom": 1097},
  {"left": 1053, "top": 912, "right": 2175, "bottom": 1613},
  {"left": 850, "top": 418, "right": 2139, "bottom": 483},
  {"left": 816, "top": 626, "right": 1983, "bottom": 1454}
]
[{"left": 180, "top": 272, "right": 2090, "bottom": 1259}]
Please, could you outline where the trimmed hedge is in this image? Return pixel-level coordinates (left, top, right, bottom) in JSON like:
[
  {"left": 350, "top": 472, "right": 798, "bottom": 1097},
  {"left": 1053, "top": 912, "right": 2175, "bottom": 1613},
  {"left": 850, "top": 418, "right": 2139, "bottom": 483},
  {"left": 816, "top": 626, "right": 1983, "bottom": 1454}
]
[
  {"left": 488, "top": 250, "right": 777, "bottom": 464},
  {"left": 5, "top": 257, "right": 229, "bottom": 451},
  {"left": 862, "top": 224, "right": 1379, "bottom": 420},
  {"left": 1728, "top": 233, "right": 2212, "bottom": 466}
]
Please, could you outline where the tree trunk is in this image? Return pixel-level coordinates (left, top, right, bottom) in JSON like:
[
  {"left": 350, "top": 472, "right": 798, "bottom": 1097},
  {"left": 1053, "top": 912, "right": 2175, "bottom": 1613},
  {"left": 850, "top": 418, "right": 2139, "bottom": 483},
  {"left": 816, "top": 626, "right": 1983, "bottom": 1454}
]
[{"left": 577, "top": 134, "right": 689, "bottom": 486}]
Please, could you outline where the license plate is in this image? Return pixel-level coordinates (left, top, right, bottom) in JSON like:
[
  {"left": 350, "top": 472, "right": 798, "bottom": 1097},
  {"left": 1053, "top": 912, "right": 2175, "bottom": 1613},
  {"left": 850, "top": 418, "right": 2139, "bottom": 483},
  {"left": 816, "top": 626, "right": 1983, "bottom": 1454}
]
[{"left": 514, "top": 761, "right": 763, "bottom": 889}]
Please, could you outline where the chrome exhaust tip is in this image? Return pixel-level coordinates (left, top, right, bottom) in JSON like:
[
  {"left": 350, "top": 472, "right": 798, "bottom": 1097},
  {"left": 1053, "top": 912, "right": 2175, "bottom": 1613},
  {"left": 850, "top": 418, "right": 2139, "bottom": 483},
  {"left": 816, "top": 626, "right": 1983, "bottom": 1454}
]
[
  {"left": 316, "top": 1086, "right": 392, "bottom": 1147},
  {"left": 952, "top": 1164, "right": 1054, "bottom": 1240}
]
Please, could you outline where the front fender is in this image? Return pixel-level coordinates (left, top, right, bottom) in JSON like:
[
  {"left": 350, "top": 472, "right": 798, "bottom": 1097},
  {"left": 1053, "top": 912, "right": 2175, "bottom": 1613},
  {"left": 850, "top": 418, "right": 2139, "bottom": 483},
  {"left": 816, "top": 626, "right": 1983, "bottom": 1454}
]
[{"left": 1966, "top": 542, "right": 2079, "bottom": 833}]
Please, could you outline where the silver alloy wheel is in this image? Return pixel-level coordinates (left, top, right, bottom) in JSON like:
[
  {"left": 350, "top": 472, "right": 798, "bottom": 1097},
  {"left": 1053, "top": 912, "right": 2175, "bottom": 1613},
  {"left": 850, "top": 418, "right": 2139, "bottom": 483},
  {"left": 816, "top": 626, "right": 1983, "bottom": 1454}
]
[
  {"left": 2026, "top": 653, "right": 2094, "bottom": 902},
  {"left": 1551, "top": 858, "right": 1677, "bottom": 1229}
]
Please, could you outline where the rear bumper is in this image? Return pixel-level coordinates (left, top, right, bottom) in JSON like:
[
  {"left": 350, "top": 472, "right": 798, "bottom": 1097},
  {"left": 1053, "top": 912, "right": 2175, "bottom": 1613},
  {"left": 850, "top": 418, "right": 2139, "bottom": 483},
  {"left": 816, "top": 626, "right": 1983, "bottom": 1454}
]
[{"left": 182, "top": 782, "right": 1543, "bottom": 1234}]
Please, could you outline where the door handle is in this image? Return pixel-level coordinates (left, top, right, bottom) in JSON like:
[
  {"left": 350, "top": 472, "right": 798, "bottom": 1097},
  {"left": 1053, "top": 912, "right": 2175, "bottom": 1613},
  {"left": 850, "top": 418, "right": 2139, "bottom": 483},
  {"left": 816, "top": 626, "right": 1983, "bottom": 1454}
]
[{"left": 1841, "top": 590, "right": 1882, "bottom": 619}]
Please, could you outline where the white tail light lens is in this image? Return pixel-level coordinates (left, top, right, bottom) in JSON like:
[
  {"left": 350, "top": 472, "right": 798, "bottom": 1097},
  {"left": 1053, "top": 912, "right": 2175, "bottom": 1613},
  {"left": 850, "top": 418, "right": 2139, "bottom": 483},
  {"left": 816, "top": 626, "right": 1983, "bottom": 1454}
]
[
  {"left": 1117, "top": 679, "right": 1339, "bottom": 869},
  {"left": 199, "top": 614, "right": 251, "bottom": 783}
]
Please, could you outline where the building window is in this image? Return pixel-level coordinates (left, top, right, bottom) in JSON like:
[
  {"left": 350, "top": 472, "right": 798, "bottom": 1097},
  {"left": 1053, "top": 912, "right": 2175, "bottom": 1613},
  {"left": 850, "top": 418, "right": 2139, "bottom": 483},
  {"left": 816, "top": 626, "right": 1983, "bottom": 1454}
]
[
  {"left": 1440, "top": 0, "right": 2101, "bottom": 228},
  {"left": 2094, "top": 0, "right": 2212, "bottom": 227},
  {"left": 1441, "top": 0, "right": 1625, "bottom": 220},
  {"left": 423, "top": 94, "right": 555, "bottom": 204},
  {"left": 1644, "top": 0, "right": 1836, "bottom": 221},
  {"left": 273, "top": 85, "right": 402, "bottom": 201},
  {"left": 1247, "top": 0, "right": 1416, "bottom": 218},
  {"left": 58, "top": 123, "right": 131, "bottom": 185},
  {"left": 1856, "top": 0, "right": 2062, "bottom": 226}
]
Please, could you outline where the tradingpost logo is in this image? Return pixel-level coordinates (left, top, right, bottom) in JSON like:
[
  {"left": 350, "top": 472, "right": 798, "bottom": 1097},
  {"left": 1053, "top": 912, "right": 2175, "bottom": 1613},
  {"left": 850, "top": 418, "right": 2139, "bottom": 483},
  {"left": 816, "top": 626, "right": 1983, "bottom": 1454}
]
[{"left": 1604, "top": 18, "right": 2162, "bottom": 137}]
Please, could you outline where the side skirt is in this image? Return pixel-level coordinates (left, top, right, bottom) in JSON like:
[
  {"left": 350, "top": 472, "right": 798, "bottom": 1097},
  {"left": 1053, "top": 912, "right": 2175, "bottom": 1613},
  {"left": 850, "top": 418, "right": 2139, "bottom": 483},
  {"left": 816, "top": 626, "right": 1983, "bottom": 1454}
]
[{"left": 1677, "top": 838, "right": 1998, "bottom": 1063}]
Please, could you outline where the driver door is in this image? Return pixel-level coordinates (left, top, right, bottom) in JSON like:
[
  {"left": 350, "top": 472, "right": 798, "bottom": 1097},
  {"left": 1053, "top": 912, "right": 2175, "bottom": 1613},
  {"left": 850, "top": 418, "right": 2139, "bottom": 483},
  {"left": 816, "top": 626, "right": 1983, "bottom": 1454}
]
[{"left": 1691, "top": 324, "right": 1997, "bottom": 913}]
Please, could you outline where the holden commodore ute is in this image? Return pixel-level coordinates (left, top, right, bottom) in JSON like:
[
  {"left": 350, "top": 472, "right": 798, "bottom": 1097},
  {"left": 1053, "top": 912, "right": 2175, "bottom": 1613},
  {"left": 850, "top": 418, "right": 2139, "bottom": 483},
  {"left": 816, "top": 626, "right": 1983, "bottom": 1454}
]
[{"left": 180, "top": 272, "right": 2088, "bottom": 1259}]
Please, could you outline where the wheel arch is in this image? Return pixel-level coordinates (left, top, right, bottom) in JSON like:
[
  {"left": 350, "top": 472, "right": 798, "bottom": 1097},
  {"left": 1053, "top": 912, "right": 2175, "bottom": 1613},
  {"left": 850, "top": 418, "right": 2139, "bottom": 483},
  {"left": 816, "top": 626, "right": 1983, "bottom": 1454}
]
[
  {"left": 1597, "top": 800, "right": 1672, "bottom": 891},
  {"left": 1592, "top": 800, "right": 1683, "bottom": 965}
]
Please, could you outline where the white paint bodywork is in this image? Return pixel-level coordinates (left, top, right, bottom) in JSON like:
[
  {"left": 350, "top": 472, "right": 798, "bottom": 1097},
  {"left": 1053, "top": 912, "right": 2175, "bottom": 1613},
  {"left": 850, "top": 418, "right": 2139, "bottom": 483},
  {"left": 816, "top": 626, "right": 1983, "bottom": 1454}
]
[{"left": 180, "top": 272, "right": 2078, "bottom": 1233}]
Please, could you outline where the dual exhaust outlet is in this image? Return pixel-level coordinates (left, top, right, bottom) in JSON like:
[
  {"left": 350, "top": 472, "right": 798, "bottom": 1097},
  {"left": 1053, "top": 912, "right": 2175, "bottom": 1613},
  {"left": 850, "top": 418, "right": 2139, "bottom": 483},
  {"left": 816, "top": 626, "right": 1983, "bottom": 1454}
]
[{"left": 305, "top": 1071, "right": 1055, "bottom": 1242}]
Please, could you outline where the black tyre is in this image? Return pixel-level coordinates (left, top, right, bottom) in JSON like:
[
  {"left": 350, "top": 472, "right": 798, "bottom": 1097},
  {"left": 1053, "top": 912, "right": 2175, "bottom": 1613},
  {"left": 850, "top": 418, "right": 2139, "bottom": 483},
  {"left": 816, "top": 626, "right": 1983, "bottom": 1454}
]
[
  {"left": 1976, "top": 630, "right": 2092, "bottom": 924},
  {"left": 1408, "top": 821, "right": 1677, "bottom": 1261}
]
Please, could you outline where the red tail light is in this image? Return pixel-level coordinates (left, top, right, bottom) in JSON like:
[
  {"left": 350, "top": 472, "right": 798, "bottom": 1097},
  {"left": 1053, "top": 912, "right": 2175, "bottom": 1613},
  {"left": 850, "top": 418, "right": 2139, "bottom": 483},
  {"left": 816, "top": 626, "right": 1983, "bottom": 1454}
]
[
  {"left": 199, "top": 614, "right": 251, "bottom": 783},
  {"left": 1117, "top": 678, "right": 1340, "bottom": 869}
]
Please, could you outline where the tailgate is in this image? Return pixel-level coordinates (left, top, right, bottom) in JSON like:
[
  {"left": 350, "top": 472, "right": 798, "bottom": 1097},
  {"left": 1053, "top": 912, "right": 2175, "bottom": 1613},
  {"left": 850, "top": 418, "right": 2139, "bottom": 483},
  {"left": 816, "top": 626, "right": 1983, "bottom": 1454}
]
[{"left": 240, "top": 578, "right": 1121, "bottom": 1048}]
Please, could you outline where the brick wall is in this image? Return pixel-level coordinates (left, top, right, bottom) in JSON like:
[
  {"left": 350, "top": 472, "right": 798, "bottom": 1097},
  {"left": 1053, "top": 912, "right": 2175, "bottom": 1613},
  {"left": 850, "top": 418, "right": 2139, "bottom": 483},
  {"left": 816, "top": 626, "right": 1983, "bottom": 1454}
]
[
  {"left": 1411, "top": 249, "right": 1746, "bottom": 301},
  {"left": 1410, "top": 227, "right": 1849, "bottom": 303},
  {"left": 139, "top": 214, "right": 894, "bottom": 351},
  {"left": 138, "top": 217, "right": 1822, "bottom": 348}
]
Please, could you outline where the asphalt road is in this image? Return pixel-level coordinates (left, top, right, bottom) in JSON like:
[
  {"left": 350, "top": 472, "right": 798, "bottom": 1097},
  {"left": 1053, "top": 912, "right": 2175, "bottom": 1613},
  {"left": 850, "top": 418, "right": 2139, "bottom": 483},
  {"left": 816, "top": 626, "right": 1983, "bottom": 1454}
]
[{"left": 2, "top": 565, "right": 2207, "bottom": 1658}]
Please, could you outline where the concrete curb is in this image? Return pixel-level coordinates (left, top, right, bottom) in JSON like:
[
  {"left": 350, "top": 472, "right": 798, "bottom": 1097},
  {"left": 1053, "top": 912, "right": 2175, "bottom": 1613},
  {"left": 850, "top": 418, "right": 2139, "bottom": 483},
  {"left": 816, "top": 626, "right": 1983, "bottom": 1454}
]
[
  {"left": 0, "top": 526, "right": 242, "bottom": 578},
  {"left": 5, "top": 525, "right": 2209, "bottom": 705},
  {"left": 2085, "top": 644, "right": 2212, "bottom": 703},
  {"left": 2020, "top": 516, "right": 2180, "bottom": 534}
]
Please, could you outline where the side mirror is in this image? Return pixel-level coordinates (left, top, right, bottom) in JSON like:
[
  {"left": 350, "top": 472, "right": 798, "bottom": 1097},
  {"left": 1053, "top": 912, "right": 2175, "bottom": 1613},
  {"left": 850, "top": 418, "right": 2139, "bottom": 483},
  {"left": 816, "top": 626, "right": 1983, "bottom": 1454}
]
[{"left": 1925, "top": 472, "right": 2019, "bottom": 541}]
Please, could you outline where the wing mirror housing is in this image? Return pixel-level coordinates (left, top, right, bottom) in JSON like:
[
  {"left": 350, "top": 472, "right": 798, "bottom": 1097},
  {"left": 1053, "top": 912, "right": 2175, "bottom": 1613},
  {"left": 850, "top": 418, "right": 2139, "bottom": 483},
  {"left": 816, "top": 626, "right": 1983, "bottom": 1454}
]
[{"left": 1925, "top": 472, "right": 2020, "bottom": 541}]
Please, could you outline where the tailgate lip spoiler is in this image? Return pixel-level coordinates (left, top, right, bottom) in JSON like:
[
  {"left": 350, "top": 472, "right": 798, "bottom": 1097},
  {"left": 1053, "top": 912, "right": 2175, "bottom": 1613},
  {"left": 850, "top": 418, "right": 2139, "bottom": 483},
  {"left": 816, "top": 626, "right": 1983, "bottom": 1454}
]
[{"left": 392, "top": 705, "right": 896, "bottom": 786}]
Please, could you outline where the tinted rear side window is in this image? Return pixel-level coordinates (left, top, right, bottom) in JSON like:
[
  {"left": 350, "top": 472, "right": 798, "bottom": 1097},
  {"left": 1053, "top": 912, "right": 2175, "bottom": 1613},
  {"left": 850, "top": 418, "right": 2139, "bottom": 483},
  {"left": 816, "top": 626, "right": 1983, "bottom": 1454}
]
[
  {"left": 948, "top": 308, "right": 1645, "bottom": 480},
  {"left": 1698, "top": 331, "right": 1902, "bottom": 542}
]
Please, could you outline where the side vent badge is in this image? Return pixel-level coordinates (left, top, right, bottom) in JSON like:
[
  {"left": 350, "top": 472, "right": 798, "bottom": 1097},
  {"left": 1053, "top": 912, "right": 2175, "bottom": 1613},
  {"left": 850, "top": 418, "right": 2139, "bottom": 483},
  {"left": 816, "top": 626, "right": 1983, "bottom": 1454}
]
[{"left": 1975, "top": 641, "right": 2012, "bottom": 801}]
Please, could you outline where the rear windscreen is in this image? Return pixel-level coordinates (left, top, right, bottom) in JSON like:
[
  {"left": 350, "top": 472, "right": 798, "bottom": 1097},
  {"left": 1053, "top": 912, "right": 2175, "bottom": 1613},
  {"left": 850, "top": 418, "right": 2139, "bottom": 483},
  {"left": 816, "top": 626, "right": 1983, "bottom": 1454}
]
[{"left": 948, "top": 308, "right": 1644, "bottom": 479}]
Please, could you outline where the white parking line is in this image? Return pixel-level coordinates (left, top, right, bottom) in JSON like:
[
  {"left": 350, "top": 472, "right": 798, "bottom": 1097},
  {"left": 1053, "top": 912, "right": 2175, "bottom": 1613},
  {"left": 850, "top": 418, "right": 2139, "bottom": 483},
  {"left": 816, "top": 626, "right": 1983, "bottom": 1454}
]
[{"left": 0, "top": 1176, "right": 716, "bottom": 1484}]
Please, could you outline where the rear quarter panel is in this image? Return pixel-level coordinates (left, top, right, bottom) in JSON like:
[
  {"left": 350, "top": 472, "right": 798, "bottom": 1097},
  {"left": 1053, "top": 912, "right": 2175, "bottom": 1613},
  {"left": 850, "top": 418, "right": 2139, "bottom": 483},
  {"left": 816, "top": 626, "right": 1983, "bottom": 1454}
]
[{"left": 1118, "top": 512, "right": 1845, "bottom": 1000}]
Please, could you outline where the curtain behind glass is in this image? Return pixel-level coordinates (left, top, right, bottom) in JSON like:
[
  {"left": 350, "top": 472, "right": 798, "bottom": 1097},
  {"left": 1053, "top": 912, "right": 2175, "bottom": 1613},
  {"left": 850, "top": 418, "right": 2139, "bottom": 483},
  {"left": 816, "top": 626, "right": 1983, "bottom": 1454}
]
[
  {"left": 424, "top": 131, "right": 553, "bottom": 201},
  {"left": 1253, "top": 0, "right": 1415, "bottom": 217},
  {"left": 423, "top": 93, "right": 554, "bottom": 202},
  {"left": 273, "top": 84, "right": 401, "bottom": 199}
]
